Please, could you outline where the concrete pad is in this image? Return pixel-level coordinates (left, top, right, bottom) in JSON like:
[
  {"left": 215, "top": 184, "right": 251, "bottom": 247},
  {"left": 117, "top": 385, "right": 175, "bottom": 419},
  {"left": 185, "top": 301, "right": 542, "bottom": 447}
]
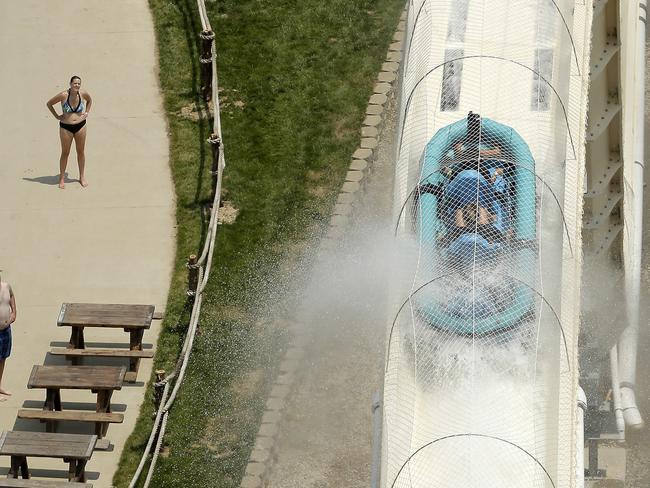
[
  {"left": 363, "top": 115, "right": 382, "bottom": 127},
  {"left": 240, "top": 475, "right": 263, "bottom": 488},
  {"left": 0, "top": 1, "right": 174, "bottom": 486},
  {"left": 333, "top": 203, "right": 353, "bottom": 216},
  {"left": 377, "top": 71, "right": 396, "bottom": 83},
  {"left": 387, "top": 51, "right": 402, "bottom": 63},
  {"left": 341, "top": 181, "right": 361, "bottom": 194},
  {"left": 345, "top": 170, "right": 365, "bottom": 182},
  {"left": 352, "top": 148, "right": 372, "bottom": 160},
  {"left": 366, "top": 103, "right": 384, "bottom": 115},
  {"left": 245, "top": 462, "right": 266, "bottom": 477},
  {"left": 254, "top": 434, "right": 276, "bottom": 450},
  {"left": 373, "top": 82, "right": 392, "bottom": 95},
  {"left": 258, "top": 423, "right": 279, "bottom": 438},
  {"left": 349, "top": 159, "right": 369, "bottom": 171},
  {"left": 370, "top": 93, "right": 389, "bottom": 106},
  {"left": 336, "top": 193, "right": 357, "bottom": 205},
  {"left": 269, "top": 384, "right": 292, "bottom": 400},
  {"left": 330, "top": 215, "right": 350, "bottom": 228},
  {"left": 360, "top": 137, "right": 378, "bottom": 150},
  {"left": 266, "top": 397, "right": 284, "bottom": 412},
  {"left": 249, "top": 448, "right": 272, "bottom": 465}
]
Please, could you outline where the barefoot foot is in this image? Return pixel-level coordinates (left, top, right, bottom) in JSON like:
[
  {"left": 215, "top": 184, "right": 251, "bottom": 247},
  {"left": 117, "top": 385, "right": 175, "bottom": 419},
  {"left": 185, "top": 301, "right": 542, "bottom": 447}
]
[
  {"left": 80, "top": 178, "right": 88, "bottom": 188},
  {"left": 0, "top": 388, "right": 12, "bottom": 396},
  {"left": 59, "top": 179, "right": 65, "bottom": 189}
]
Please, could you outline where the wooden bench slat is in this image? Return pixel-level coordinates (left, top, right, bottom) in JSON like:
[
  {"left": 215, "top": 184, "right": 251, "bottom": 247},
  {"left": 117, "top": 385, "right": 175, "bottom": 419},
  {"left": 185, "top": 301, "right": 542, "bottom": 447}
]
[
  {"left": 50, "top": 348, "right": 153, "bottom": 358},
  {"left": 17, "top": 410, "right": 123, "bottom": 425},
  {"left": 0, "top": 480, "right": 92, "bottom": 487},
  {"left": 58, "top": 303, "right": 154, "bottom": 328},
  {"left": 27, "top": 366, "right": 126, "bottom": 390},
  {"left": 0, "top": 432, "right": 96, "bottom": 459}
]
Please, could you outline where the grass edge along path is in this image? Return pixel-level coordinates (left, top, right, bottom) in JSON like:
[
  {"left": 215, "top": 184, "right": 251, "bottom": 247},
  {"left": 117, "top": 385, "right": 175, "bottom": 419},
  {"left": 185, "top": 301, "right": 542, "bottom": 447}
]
[{"left": 114, "top": 1, "right": 405, "bottom": 486}]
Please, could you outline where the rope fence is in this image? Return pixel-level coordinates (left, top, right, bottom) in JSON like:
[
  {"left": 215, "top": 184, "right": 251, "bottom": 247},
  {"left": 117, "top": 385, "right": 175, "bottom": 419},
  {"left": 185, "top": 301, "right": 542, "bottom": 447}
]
[{"left": 127, "top": 1, "right": 224, "bottom": 486}]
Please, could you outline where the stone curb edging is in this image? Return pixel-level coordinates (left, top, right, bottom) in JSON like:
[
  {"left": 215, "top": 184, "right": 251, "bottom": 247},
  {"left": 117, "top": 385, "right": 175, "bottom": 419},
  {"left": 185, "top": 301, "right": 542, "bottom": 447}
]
[{"left": 239, "top": 9, "right": 406, "bottom": 488}]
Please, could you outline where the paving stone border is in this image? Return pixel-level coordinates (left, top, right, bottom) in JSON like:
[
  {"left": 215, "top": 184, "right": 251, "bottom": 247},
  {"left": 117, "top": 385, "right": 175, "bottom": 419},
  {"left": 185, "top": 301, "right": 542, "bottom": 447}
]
[{"left": 238, "top": 10, "right": 406, "bottom": 488}]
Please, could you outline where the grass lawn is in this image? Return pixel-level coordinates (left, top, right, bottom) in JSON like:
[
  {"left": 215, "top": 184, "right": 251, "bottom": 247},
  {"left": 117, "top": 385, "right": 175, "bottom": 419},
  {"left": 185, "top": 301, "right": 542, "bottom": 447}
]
[{"left": 114, "top": 0, "right": 404, "bottom": 486}]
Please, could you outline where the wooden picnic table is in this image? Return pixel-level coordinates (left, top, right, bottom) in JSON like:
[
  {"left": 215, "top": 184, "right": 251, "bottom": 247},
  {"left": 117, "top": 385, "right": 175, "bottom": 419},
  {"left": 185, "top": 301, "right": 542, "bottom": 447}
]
[
  {"left": 0, "top": 431, "right": 96, "bottom": 482},
  {"left": 56, "top": 303, "right": 155, "bottom": 381},
  {"left": 57, "top": 303, "right": 154, "bottom": 349},
  {"left": 25, "top": 366, "right": 125, "bottom": 438}
]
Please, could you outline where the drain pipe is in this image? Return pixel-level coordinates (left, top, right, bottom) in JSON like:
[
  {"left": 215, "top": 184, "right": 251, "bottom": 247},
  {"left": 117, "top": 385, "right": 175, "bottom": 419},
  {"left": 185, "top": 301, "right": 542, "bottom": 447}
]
[
  {"left": 619, "top": 0, "right": 647, "bottom": 431},
  {"left": 371, "top": 392, "right": 382, "bottom": 488},
  {"left": 610, "top": 344, "right": 626, "bottom": 438},
  {"left": 577, "top": 386, "right": 587, "bottom": 488}
]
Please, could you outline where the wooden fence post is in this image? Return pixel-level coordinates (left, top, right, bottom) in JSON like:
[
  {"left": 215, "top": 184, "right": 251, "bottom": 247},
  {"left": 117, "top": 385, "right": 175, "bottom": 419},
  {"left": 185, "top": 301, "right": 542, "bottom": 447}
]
[
  {"left": 187, "top": 254, "right": 199, "bottom": 299},
  {"left": 207, "top": 133, "right": 221, "bottom": 203},
  {"left": 153, "top": 369, "right": 166, "bottom": 412},
  {"left": 199, "top": 30, "right": 215, "bottom": 101}
]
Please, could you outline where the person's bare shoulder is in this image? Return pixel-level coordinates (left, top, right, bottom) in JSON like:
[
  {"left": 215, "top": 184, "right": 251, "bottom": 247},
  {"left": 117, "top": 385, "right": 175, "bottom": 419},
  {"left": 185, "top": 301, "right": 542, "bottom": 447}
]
[{"left": 51, "top": 91, "right": 67, "bottom": 105}]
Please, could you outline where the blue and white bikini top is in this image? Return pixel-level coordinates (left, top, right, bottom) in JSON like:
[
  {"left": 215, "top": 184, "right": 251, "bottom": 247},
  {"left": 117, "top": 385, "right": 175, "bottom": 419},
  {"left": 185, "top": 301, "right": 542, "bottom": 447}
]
[{"left": 62, "top": 90, "right": 84, "bottom": 113}]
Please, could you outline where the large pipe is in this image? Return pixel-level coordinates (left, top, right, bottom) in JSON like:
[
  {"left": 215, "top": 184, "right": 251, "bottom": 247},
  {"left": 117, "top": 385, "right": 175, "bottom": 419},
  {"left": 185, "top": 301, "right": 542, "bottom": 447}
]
[
  {"left": 610, "top": 344, "right": 626, "bottom": 438},
  {"left": 618, "top": 0, "right": 647, "bottom": 431},
  {"left": 577, "top": 386, "right": 587, "bottom": 488}
]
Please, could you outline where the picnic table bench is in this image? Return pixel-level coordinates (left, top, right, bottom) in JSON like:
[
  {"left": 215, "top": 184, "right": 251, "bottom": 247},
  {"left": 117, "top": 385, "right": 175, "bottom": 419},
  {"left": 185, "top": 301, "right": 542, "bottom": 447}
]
[
  {"left": 18, "top": 366, "right": 125, "bottom": 438},
  {"left": 0, "top": 480, "right": 91, "bottom": 487},
  {"left": 51, "top": 303, "right": 156, "bottom": 382},
  {"left": 0, "top": 431, "right": 96, "bottom": 482}
]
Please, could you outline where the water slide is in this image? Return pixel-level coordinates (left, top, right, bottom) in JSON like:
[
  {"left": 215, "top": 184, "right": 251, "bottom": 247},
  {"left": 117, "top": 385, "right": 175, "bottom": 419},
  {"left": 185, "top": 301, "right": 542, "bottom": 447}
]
[{"left": 377, "top": 1, "right": 646, "bottom": 487}]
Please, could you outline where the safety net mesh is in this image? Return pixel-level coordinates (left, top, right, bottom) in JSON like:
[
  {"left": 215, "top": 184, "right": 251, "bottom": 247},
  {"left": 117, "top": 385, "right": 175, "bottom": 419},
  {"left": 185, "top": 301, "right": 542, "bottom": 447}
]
[{"left": 382, "top": 1, "right": 590, "bottom": 487}]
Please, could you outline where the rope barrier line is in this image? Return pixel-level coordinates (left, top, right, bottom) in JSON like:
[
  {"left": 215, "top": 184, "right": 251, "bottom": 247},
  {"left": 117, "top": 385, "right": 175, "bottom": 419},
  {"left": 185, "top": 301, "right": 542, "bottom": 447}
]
[
  {"left": 127, "top": 1, "right": 223, "bottom": 486},
  {"left": 196, "top": 0, "right": 212, "bottom": 33}
]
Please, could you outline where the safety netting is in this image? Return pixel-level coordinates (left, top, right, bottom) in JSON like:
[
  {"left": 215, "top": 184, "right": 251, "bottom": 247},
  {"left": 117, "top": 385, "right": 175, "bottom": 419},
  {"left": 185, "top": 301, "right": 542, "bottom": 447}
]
[{"left": 382, "top": 1, "right": 591, "bottom": 487}]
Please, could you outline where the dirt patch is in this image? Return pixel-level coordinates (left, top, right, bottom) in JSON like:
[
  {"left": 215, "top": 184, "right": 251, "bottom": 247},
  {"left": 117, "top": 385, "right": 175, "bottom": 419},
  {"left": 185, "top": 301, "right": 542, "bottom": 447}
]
[
  {"left": 307, "top": 170, "right": 324, "bottom": 181},
  {"left": 307, "top": 186, "right": 328, "bottom": 198},
  {"left": 232, "top": 368, "right": 265, "bottom": 397},
  {"left": 334, "top": 118, "right": 356, "bottom": 140},
  {"left": 218, "top": 200, "right": 239, "bottom": 224},
  {"left": 177, "top": 100, "right": 214, "bottom": 121}
]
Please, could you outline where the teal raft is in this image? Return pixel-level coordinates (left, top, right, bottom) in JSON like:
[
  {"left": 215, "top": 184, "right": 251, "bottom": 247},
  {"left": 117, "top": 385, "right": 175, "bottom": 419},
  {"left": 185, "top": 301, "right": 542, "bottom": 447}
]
[{"left": 413, "top": 113, "right": 537, "bottom": 335}]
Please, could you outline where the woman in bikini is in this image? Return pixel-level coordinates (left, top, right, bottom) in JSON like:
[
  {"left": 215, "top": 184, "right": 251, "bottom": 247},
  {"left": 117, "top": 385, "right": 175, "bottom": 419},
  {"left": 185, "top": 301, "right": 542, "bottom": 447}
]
[{"left": 46, "top": 75, "right": 93, "bottom": 189}]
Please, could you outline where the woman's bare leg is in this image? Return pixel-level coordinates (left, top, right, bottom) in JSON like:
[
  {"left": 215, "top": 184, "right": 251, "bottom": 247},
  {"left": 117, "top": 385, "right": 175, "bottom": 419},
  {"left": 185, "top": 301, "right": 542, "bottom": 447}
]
[
  {"left": 74, "top": 125, "right": 88, "bottom": 187},
  {"left": 59, "top": 128, "right": 74, "bottom": 189}
]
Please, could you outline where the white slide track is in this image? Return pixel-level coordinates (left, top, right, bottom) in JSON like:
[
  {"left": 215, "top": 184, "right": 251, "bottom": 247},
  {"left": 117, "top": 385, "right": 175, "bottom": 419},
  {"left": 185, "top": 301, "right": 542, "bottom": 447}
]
[{"left": 381, "top": 1, "right": 592, "bottom": 487}]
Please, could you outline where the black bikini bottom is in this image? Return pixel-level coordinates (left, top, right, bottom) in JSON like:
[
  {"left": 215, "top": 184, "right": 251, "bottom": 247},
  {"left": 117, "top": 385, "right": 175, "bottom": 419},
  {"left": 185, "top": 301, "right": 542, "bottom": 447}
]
[{"left": 60, "top": 119, "right": 86, "bottom": 134}]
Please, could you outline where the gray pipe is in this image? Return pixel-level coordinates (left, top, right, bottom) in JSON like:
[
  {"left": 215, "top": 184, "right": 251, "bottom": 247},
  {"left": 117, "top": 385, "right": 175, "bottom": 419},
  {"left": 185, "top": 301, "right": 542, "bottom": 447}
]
[{"left": 619, "top": 0, "right": 647, "bottom": 431}]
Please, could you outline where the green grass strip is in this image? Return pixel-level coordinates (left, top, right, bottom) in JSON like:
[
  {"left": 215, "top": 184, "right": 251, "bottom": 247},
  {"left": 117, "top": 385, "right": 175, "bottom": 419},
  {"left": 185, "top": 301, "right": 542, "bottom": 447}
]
[{"left": 114, "top": 0, "right": 404, "bottom": 486}]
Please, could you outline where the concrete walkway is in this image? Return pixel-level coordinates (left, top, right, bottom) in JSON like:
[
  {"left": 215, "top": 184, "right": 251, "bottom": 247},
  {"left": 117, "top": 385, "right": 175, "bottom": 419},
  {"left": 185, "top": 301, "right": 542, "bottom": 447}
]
[{"left": 0, "top": 1, "right": 174, "bottom": 486}]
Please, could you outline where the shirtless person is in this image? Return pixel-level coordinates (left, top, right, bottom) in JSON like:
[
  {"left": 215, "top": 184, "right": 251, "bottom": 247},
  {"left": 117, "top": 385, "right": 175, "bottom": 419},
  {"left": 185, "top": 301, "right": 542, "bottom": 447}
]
[{"left": 0, "top": 273, "right": 17, "bottom": 399}]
